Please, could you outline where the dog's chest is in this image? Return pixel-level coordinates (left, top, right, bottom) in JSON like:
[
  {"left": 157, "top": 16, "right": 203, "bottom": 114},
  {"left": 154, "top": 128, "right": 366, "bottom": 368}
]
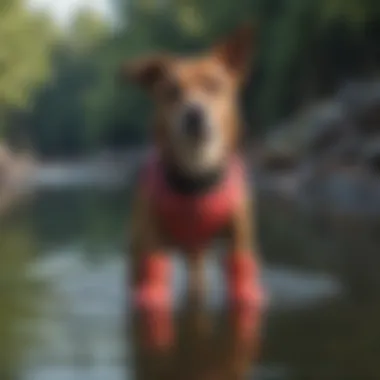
[
  {"left": 154, "top": 185, "right": 234, "bottom": 249},
  {"left": 142, "top": 152, "right": 244, "bottom": 250}
]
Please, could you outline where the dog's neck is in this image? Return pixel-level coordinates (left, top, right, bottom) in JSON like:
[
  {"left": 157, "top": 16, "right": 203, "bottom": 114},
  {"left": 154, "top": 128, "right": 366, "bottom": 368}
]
[{"left": 162, "top": 159, "right": 227, "bottom": 196}]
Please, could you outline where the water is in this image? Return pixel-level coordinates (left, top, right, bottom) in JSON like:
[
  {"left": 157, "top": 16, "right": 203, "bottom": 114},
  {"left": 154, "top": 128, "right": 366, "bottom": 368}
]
[{"left": 1, "top": 183, "right": 380, "bottom": 380}]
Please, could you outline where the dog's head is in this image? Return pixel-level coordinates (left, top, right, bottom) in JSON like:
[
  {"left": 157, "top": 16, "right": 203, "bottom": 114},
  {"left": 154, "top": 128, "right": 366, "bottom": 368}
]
[{"left": 120, "top": 25, "right": 255, "bottom": 175}]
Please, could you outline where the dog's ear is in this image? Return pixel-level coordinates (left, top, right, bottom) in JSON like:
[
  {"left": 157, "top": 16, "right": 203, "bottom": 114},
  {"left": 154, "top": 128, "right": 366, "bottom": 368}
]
[
  {"left": 118, "top": 55, "right": 171, "bottom": 91},
  {"left": 212, "top": 24, "right": 256, "bottom": 81}
]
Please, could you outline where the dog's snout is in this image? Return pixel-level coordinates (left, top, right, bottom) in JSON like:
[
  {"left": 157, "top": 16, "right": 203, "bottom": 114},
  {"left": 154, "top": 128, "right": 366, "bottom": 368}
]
[{"left": 183, "top": 105, "right": 207, "bottom": 139}]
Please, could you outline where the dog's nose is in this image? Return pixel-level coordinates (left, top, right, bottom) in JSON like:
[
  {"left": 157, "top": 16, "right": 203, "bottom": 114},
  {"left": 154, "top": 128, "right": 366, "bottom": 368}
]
[{"left": 183, "top": 105, "right": 207, "bottom": 140}]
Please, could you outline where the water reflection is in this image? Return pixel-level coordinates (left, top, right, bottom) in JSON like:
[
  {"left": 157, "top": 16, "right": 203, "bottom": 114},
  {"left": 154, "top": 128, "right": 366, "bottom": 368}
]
[
  {"left": 132, "top": 294, "right": 262, "bottom": 380},
  {"left": 259, "top": 194, "right": 380, "bottom": 302},
  {"left": 0, "top": 212, "right": 48, "bottom": 380},
  {"left": 1, "top": 185, "right": 380, "bottom": 379}
]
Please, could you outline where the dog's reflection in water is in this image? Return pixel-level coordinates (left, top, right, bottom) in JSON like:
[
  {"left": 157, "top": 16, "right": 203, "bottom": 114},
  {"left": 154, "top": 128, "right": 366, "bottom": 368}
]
[{"left": 132, "top": 296, "right": 262, "bottom": 380}]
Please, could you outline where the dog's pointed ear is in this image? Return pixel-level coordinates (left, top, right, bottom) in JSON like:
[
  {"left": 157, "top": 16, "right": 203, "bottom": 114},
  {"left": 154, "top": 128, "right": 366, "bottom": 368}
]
[
  {"left": 118, "top": 55, "right": 171, "bottom": 91},
  {"left": 212, "top": 24, "right": 256, "bottom": 81}
]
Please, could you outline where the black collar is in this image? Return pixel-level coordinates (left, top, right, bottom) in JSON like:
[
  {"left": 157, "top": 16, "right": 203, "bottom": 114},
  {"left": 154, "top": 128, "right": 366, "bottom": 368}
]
[{"left": 162, "top": 161, "right": 226, "bottom": 196}]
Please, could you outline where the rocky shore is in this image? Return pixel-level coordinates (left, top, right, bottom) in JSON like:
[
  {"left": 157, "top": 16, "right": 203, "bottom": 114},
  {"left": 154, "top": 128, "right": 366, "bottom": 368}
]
[{"left": 255, "top": 80, "right": 380, "bottom": 216}]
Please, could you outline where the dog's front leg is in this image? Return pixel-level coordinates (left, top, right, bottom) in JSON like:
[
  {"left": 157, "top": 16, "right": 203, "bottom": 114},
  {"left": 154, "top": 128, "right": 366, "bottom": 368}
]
[
  {"left": 222, "top": 186, "right": 265, "bottom": 370},
  {"left": 129, "top": 187, "right": 174, "bottom": 352},
  {"left": 224, "top": 186, "right": 264, "bottom": 310},
  {"left": 129, "top": 188, "right": 173, "bottom": 311}
]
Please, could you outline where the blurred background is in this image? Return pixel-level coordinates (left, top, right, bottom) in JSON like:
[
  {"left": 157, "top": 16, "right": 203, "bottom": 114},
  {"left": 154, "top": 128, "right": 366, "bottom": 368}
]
[{"left": 1, "top": 0, "right": 380, "bottom": 379}]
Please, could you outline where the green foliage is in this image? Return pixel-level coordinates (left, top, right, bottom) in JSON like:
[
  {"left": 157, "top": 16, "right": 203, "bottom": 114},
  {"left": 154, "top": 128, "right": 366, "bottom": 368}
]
[
  {"left": 82, "top": 0, "right": 380, "bottom": 147},
  {"left": 0, "top": 0, "right": 55, "bottom": 117},
  {"left": 3, "top": 0, "right": 380, "bottom": 156},
  {"left": 321, "top": 0, "right": 380, "bottom": 28},
  {"left": 30, "top": 9, "right": 111, "bottom": 156}
]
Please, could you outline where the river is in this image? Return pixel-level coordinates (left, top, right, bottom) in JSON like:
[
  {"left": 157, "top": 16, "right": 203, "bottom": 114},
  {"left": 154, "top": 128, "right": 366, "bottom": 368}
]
[{"left": 1, "top": 170, "right": 380, "bottom": 380}]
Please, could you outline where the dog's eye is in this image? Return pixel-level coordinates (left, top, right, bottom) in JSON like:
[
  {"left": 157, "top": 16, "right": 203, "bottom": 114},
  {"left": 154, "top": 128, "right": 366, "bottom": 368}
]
[{"left": 201, "top": 76, "right": 222, "bottom": 94}]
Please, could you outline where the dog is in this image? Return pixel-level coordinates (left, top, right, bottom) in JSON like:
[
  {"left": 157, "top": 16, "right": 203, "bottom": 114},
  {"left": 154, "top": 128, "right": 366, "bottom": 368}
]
[{"left": 120, "top": 25, "right": 264, "bottom": 311}]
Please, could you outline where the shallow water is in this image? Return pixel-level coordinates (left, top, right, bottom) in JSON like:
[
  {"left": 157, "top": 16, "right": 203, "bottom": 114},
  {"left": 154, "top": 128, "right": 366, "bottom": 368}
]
[{"left": 1, "top": 185, "right": 380, "bottom": 380}]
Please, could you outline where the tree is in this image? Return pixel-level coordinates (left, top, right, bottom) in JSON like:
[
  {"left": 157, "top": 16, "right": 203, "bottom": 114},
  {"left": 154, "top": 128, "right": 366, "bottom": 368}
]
[
  {"left": 0, "top": 0, "right": 55, "bottom": 136},
  {"left": 30, "top": 8, "right": 111, "bottom": 156},
  {"left": 25, "top": 0, "right": 380, "bottom": 156}
]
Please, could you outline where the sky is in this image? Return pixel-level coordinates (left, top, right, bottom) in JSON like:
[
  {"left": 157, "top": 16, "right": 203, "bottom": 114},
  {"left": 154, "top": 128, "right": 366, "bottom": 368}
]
[{"left": 28, "top": 0, "right": 114, "bottom": 27}]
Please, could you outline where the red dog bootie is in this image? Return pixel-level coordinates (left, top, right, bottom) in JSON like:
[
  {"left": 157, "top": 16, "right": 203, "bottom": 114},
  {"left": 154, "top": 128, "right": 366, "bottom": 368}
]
[
  {"left": 225, "top": 254, "right": 265, "bottom": 341},
  {"left": 225, "top": 253, "right": 265, "bottom": 310},
  {"left": 134, "top": 253, "right": 173, "bottom": 311},
  {"left": 133, "top": 254, "right": 174, "bottom": 349}
]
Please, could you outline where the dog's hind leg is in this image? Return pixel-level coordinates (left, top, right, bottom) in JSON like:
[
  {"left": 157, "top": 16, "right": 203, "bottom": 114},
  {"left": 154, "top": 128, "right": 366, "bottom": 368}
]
[{"left": 185, "top": 249, "right": 207, "bottom": 305}]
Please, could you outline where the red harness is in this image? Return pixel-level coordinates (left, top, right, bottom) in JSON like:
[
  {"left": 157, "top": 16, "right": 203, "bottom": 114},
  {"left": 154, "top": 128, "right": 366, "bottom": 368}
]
[
  {"left": 135, "top": 152, "right": 264, "bottom": 316},
  {"left": 141, "top": 152, "right": 245, "bottom": 251}
]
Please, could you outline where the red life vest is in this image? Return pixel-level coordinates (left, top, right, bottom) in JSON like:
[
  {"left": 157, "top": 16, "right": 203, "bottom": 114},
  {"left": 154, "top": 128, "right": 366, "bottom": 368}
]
[{"left": 140, "top": 151, "right": 246, "bottom": 251}]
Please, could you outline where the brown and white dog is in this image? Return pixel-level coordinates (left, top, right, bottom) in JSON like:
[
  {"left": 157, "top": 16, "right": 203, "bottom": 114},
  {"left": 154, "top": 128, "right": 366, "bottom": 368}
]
[{"left": 120, "top": 25, "right": 263, "bottom": 311}]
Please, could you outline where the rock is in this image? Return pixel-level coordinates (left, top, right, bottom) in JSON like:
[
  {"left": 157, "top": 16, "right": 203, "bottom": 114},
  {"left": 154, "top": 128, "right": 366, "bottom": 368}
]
[
  {"left": 258, "top": 80, "right": 380, "bottom": 215},
  {"left": 259, "top": 123, "right": 301, "bottom": 172},
  {"left": 361, "top": 135, "right": 380, "bottom": 173},
  {"left": 338, "top": 80, "right": 380, "bottom": 134},
  {"left": 299, "top": 101, "right": 346, "bottom": 156}
]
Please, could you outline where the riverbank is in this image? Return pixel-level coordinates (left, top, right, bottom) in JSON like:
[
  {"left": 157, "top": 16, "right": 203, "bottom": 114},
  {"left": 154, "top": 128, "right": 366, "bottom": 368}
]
[
  {"left": 27, "top": 149, "right": 146, "bottom": 189},
  {"left": 3, "top": 143, "right": 380, "bottom": 218},
  {"left": 0, "top": 146, "right": 37, "bottom": 217}
]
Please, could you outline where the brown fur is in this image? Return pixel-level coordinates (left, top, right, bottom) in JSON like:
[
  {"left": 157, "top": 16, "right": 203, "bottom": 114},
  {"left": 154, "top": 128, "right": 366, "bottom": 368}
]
[{"left": 122, "top": 25, "right": 260, "bottom": 297}]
